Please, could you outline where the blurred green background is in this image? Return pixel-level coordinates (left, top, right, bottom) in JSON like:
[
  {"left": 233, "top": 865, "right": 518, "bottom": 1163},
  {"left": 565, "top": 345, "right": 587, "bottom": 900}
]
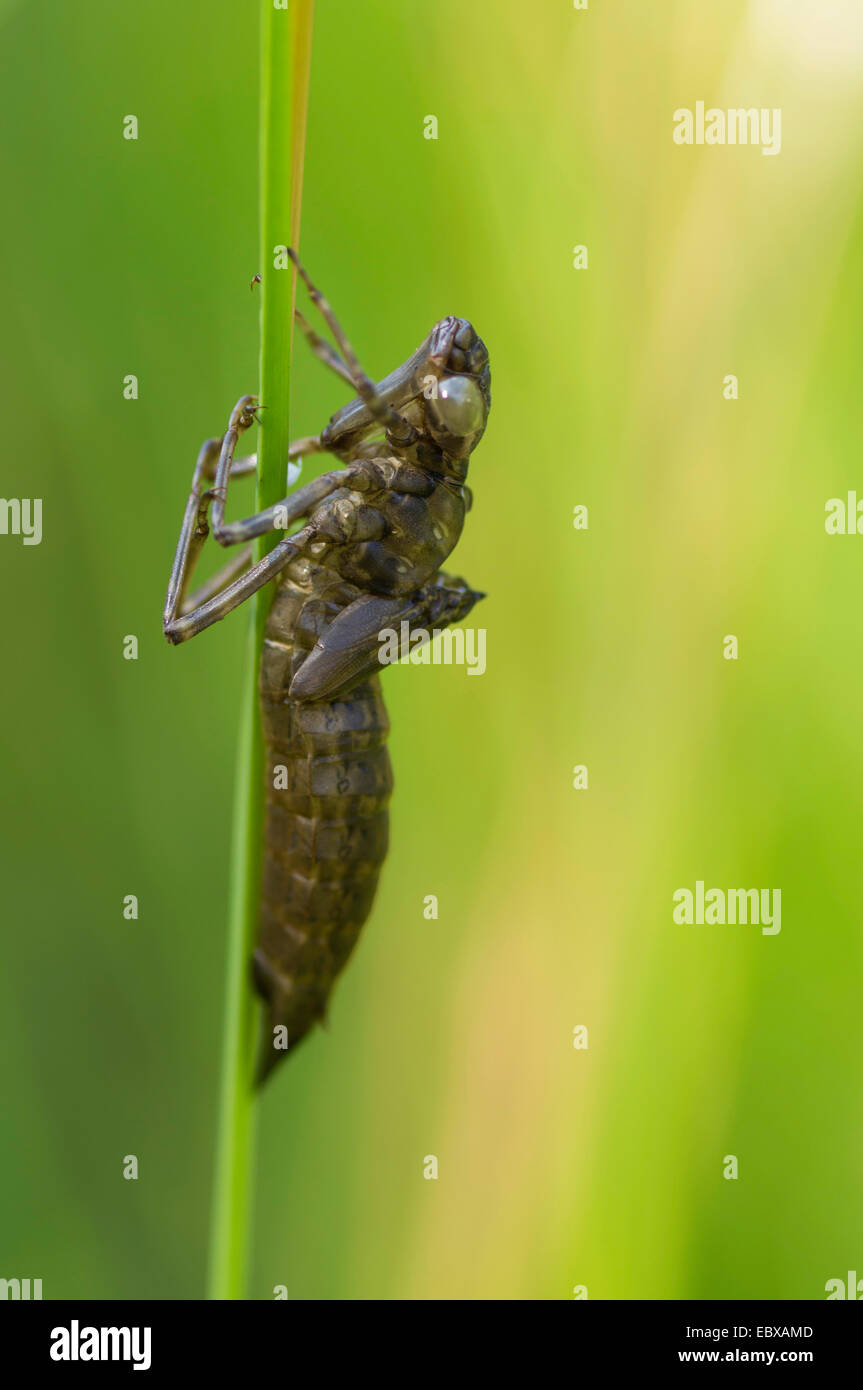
[{"left": 2, "top": 0, "right": 863, "bottom": 1300}]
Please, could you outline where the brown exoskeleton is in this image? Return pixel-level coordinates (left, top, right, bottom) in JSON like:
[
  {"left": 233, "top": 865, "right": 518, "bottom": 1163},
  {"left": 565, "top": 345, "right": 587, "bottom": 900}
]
[{"left": 163, "top": 252, "right": 490, "bottom": 1083}]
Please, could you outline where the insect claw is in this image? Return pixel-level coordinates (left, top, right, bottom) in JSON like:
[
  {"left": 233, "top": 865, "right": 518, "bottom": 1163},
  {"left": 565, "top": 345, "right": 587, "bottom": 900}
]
[{"left": 250, "top": 272, "right": 262, "bottom": 291}]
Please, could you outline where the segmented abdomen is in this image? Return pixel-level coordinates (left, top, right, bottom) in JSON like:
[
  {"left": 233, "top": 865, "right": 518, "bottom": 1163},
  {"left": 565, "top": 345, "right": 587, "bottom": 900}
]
[{"left": 255, "top": 562, "right": 392, "bottom": 1081}]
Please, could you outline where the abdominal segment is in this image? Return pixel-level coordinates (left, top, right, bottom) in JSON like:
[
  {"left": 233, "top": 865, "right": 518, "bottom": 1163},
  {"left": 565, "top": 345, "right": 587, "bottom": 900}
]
[{"left": 254, "top": 565, "right": 392, "bottom": 1084}]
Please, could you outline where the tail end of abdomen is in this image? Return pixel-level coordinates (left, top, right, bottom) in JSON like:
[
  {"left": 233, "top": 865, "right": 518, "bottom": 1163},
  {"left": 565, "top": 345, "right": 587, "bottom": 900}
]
[
  {"left": 251, "top": 944, "right": 335, "bottom": 1088},
  {"left": 251, "top": 799, "right": 389, "bottom": 1087}
]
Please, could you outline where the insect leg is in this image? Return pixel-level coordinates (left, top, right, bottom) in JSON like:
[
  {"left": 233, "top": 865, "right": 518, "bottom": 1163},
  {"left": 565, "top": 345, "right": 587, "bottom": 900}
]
[
  {"left": 289, "top": 249, "right": 418, "bottom": 448},
  {"left": 164, "top": 520, "right": 322, "bottom": 644},
  {"left": 178, "top": 546, "right": 253, "bottom": 614},
  {"left": 210, "top": 442, "right": 394, "bottom": 548},
  {"left": 199, "top": 396, "right": 333, "bottom": 549},
  {"left": 201, "top": 450, "right": 257, "bottom": 482},
  {"left": 201, "top": 436, "right": 326, "bottom": 482},
  {"left": 163, "top": 435, "right": 227, "bottom": 635},
  {"left": 162, "top": 408, "right": 273, "bottom": 627},
  {"left": 204, "top": 394, "right": 262, "bottom": 541},
  {"left": 295, "top": 308, "right": 354, "bottom": 388}
]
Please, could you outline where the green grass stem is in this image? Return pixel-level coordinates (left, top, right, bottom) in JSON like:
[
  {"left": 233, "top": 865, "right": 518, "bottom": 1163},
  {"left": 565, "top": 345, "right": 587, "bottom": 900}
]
[{"left": 206, "top": 0, "right": 315, "bottom": 1302}]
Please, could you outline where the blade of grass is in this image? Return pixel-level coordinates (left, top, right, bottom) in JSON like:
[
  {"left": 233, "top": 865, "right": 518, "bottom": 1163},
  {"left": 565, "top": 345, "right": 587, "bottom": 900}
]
[{"left": 207, "top": 0, "right": 315, "bottom": 1302}]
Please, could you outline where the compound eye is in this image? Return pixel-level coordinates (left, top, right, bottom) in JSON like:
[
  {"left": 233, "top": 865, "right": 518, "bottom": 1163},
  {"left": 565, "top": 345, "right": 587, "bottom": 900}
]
[{"left": 428, "top": 375, "right": 484, "bottom": 436}]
